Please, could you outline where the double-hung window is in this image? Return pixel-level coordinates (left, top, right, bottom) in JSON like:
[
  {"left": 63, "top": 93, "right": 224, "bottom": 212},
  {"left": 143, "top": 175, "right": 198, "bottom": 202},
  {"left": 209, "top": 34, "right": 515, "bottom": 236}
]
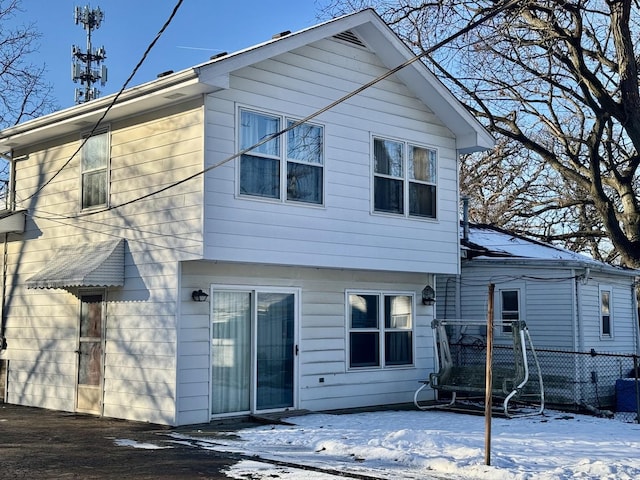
[
  {"left": 348, "top": 292, "right": 413, "bottom": 369},
  {"left": 239, "top": 109, "right": 324, "bottom": 205},
  {"left": 373, "top": 137, "right": 437, "bottom": 218},
  {"left": 599, "top": 286, "right": 613, "bottom": 338},
  {"left": 499, "top": 289, "right": 520, "bottom": 334},
  {"left": 81, "top": 130, "right": 109, "bottom": 209}
]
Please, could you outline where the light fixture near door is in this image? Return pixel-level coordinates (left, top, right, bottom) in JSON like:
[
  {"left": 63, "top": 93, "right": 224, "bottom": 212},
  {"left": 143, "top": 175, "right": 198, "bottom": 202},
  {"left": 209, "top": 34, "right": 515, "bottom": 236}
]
[
  {"left": 421, "top": 285, "right": 435, "bottom": 305},
  {"left": 192, "top": 289, "right": 209, "bottom": 302}
]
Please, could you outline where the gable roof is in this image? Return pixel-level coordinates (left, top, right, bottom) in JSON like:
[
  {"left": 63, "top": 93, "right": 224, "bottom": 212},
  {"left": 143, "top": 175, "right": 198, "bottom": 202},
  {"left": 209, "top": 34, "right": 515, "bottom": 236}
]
[
  {"left": 0, "top": 9, "right": 492, "bottom": 154},
  {"left": 462, "top": 223, "right": 639, "bottom": 277}
]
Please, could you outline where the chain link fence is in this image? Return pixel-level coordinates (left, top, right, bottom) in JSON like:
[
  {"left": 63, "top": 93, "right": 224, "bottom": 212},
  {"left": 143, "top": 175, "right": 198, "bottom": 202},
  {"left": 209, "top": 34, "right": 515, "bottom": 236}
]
[{"left": 449, "top": 342, "right": 640, "bottom": 423}]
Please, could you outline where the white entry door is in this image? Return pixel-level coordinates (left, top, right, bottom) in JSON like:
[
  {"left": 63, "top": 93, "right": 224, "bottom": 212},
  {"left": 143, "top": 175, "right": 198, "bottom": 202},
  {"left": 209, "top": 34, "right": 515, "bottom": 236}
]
[{"left": 210, "top": 289, "right": 296, "bottom": 416}]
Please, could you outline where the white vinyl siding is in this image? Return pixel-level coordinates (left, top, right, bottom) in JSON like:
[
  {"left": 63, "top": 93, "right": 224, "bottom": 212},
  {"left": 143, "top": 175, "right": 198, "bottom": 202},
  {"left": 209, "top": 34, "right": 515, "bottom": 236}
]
[
  {"left": 203, "top": 38, "right": 460, "bottom": 275},
  {"left": 6, "top": 99, "right": 204, "bottom": 425},
  {"left": 178, "top": 261, "right": 434, "bottom": 424}
]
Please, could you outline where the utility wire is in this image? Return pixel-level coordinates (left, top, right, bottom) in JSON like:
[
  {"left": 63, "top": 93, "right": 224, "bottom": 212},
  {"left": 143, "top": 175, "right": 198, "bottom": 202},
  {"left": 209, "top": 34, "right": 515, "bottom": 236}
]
[
  {"left": 21, "top": 0, "right": 185, "bottom": 203},
  {"left": 28, "top": 0, "right": 519, "bottom": 220}
]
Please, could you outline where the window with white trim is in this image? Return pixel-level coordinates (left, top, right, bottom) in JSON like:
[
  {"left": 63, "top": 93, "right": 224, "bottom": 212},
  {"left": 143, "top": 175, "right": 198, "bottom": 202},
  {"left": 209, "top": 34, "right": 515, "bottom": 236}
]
[
  {"left": 348, "top": 292, "right": 414, "bottom": 368},
  {"left": 499, "top": 289, "right": 520, "bottom": 334},
  {"left": 373, "top": 137, "right": 437, "bottom": 218},
  {"left": 81, "top": 130, "right": 109, "bottom": 209},
  {"left": 239, "top": 109, "right": 324, "bottom": 205},
  {"left": 599, "top": 286, "right": 613, "bottom": 338}
]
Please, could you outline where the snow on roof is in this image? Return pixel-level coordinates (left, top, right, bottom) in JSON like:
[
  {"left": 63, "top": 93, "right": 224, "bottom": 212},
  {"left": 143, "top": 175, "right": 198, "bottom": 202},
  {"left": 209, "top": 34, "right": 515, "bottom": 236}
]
[
  {"left": 462, "top": 224, "right": 638, "bottom": 275},
  {"left": 465, "top": 224, "right": 592, "bottom": 261}
]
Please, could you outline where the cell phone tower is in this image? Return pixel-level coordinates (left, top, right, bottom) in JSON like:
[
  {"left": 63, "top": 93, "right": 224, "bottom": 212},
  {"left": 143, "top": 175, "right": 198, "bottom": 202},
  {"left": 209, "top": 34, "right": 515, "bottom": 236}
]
[{"left": 71, "top": 5, "right": 108, "bottom": 104}]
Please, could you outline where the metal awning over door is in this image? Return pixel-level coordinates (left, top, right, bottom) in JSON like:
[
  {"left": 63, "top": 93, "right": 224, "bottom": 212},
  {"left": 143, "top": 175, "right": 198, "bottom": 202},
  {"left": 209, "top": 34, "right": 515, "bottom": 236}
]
[{"left": 26, "top": 238, "right": 125, "bottom": 289}]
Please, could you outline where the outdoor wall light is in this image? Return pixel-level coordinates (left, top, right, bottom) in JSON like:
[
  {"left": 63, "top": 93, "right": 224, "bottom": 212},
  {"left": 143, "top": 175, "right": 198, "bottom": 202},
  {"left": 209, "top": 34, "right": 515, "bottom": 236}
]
[
  {"left": 192, "top": 289, "right": 209, "bottom": 302},
  {"left": 421, "top": 285, "right": 436, "bottom": 305}
]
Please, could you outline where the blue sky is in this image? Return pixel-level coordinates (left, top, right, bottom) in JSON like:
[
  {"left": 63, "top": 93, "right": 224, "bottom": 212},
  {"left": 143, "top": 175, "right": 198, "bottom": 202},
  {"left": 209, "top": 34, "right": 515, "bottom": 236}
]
[{"left": 14, "top": 1, "right": 326, "bottom": 110}]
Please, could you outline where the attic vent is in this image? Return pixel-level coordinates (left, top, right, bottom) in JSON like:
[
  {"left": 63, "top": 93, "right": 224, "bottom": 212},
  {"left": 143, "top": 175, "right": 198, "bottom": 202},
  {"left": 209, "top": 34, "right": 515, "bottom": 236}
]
[{"left": 333, "top": 30, "right": 367, "bottom": 49}]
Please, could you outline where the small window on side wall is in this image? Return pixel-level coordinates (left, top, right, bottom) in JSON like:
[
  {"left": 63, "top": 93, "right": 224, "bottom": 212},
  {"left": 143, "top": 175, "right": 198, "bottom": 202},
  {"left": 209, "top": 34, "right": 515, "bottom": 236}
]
[
  {"left": 499, "top": 289, "right": 520, "bottom": 334},
  {"left": 81, "top": 131, "right": 109, "bottom": 209},
  {"left": 600, "top": 287, "right": 613, "bottom": 338}
]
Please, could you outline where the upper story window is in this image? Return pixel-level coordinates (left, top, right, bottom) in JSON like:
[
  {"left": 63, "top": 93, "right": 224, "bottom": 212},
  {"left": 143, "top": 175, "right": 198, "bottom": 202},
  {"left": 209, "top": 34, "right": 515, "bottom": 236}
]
[
  {"left": 348, "top": 292, "right": 414, "bottom": 369},
  {"left": 599, "top": 286, "right": 613, "bottom": 338},
  {"left": 239, "top": 109, "right": 324, "bottom": 205},
  {"left": 373, "top": 137, "right": 437, "bottom": 219},
  {"left": 81, "top": 130, "right": 109, "bottom": 209}
]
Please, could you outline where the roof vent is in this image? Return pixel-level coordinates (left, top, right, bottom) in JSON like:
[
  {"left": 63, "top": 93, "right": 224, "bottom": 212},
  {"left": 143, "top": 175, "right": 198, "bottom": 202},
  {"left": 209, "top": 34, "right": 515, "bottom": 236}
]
[
  {"left": 157, "top": 70, "right": 174, "bottom": 78},
  {"left": 210, "top": 52, "right": 228, "bottom": 60},
  {"left": 272, "top": 30, "right": 291, "bottom": 39},
  {"left": 333, "top": 30, "right": 367, "bottom": 48}
]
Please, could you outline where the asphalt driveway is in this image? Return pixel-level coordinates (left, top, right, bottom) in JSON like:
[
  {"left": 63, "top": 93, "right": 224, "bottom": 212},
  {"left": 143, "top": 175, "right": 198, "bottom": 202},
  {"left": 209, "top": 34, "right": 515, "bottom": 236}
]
[{"left": 0, "top": 403, "right": 256, "bottom": 479}]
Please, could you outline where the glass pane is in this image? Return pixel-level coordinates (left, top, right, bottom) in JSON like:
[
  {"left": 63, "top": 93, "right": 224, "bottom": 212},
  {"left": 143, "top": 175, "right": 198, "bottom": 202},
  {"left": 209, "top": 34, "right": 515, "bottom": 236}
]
[
  {"left": 240, "top": 110, "right": 280, "bottom": 156},
  {"left": 80, "top": 295, "right": 102, "bottom": 337},
  {"left": 385, "top": 332, "right": 412, "bottom": 365},
  {"left": 287, "top": 163, "right": 322, "bottom": 204},
  {"left": 409, "top": 182, "right": 435, "bottom": 218},
  {"left": 502, "top": 291, "right": 519, "bottom": 312},
  {"left": 385, "top": 296, "right": 412, "bottom": 329},
  {"left": 211, "top": 291, "right": 251, "bottom": 415},
  {"left": 78, "top": 341, "right": 102, "bottom": 386},
  {"left": 601, "top": 291, "right": 610, "bottom": 315},
  {"left": 256, "top": 292, "right": 294, "bottom": 410},
  {"left": 409, "top": 146, "right": 436, "bottom": 183},
  {"left": 374, "top": 177, "right": 403, "bottom": 214},
  {"left": 602, "top": 315, "right": 611, "bottom": 335},
  {"left": 287, "top": 121, "right": 323, "bottom": 164},
  {"left": 350, "top": 294, "right": 378, "bottom": 329},
  {"left": 350, "top": 332, "right": 379, "bottom": 367},
  {"left": 374, "top": 138, "right": 403, "bottom": 177},
  {"left": 82, "top": 170, "right": 107, "bottom": 207},
  {"left": 82, "top": 133, "right": 108, "bottom": 171},
  {"left": 240, "top": 154, "right": 280, "bottom": 198}
]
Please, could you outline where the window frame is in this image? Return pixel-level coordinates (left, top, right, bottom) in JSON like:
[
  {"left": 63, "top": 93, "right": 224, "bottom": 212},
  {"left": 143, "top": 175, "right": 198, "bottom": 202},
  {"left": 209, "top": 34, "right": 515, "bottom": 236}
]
[
  {"left": 372, "top": 135, "right": 438, "bottom": 220},
  {"left": 80, "top": 128, "right": 110, "bottom": 211},
  {"left": 495, "top": 286, "right": 524, "bottom": 336},
  {"left": 599, "top": 285, "right": 613, "bottom": 339},
  {"left": 346, "top": 290, "right": 415, "bottom": 370},
  {"left": 237, "top": 107, "right": 325, "bottom": 206}
]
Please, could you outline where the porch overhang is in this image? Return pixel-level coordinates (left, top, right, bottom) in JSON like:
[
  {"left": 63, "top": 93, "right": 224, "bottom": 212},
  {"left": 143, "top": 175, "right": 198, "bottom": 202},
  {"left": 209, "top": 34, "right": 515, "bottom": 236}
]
[
  {"left": 26, "top": 238, "right": 125, "bottom": 289},
  {"left": 0, "top": 209, "right": 26, "bottom": 234}
]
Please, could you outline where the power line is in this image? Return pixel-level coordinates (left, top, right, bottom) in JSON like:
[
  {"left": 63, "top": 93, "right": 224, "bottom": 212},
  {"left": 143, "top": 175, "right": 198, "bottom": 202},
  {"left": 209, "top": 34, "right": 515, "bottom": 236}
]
[
  {"left": 26, "top": 0, "right": 518, "bottom": 221},
  {"left": 21, "top": 0, "right": 184, "bottom": 204},
  {"left": 64, "top": 1, "right": 518, "bottom": 220}
]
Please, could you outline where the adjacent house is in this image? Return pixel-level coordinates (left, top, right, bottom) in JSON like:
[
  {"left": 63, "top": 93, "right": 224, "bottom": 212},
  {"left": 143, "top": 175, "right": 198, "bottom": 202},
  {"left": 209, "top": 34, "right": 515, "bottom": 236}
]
[
  {"left": 0, "top": 9, "right": 492, "bottom": 426},
  {"left": 436, "top": 222, "right": 640, "bottom": 408}
]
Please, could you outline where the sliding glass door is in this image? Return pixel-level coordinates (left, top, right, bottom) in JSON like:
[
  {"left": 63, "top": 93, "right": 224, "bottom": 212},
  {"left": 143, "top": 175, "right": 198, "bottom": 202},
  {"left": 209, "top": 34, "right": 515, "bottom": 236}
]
[{"left": 211, "top": 288, "right": 296, "bottom": 416}]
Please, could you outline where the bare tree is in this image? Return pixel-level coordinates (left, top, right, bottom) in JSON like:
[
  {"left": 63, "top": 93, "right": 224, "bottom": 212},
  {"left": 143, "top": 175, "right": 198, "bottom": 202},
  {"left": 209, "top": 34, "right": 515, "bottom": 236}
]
[
  {"left": 0, "top": 0, "right": 54, "bottom": 205},
  {"left": 321, "top": 0, "right": 640, "bottom": 267}
]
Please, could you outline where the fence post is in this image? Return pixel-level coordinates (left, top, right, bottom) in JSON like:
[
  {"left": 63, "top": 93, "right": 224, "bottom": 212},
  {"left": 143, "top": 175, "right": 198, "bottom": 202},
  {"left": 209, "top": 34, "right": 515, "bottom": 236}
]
[
  {"left": 485, "top": 283, "right": 494, "bottom": 466},
  {"left": 634, "top": 355, "right": 639, "bottom": 424}
]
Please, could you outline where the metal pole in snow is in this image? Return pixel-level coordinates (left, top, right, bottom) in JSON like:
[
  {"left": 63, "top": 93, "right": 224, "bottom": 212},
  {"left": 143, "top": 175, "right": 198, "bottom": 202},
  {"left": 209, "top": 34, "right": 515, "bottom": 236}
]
[{"left": 485, "top": 283, "right": 495, "bottom": 466}]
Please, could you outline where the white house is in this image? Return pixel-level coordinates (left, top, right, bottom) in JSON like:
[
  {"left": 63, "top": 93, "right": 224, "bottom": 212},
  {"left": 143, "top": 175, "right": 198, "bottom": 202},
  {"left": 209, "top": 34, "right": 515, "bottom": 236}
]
[
  {"left": 0, "top": 9, "right": 492, "bottom": 426},
  {"left": 436, "top": 223, "right": 640, "bottom": 409}
]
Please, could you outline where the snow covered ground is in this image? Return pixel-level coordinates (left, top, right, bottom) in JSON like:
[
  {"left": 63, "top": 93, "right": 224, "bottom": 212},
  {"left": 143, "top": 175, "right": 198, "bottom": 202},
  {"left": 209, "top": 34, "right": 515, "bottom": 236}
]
[{"left": 164, "top": 408, "right": 640, "bottom": 480}]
